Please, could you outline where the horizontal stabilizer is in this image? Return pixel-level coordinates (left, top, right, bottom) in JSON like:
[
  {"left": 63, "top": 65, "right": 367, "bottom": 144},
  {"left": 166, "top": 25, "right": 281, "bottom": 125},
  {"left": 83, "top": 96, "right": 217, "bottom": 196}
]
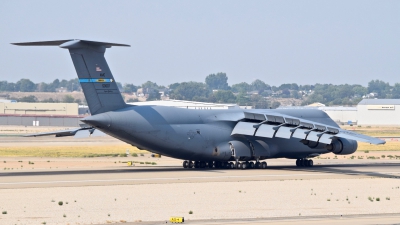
[
  {"left": 11, "top": 39, "right": 130, "bottom": 48},
  {"left": 23, "top": 128, "right": 85, "bottom": 137}
]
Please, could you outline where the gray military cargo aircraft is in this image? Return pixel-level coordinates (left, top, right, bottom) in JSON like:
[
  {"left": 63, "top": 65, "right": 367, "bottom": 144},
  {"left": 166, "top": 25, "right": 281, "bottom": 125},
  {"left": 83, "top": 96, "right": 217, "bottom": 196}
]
[{"left": 13, "top": 39, "right": 385, "bottom": 169}]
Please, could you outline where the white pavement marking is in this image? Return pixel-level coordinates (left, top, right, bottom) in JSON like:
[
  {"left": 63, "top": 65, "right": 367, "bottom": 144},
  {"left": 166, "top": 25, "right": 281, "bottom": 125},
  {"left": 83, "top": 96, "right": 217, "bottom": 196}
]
[
  {"left": 0, "top": 173, "right": 332, "bottom": 185},
  {"left": 1, "top": 171, "right": 399, "bottom": 186}
]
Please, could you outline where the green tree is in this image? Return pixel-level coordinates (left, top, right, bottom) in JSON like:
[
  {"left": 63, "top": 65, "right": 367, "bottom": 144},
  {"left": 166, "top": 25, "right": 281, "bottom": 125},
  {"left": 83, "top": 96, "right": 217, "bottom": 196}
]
[
  {"left": 17, "top": 95, "right": 37, "bottom": 102},
  {"left": 236, "top": 91, "right": 250, "bottom": 106},
  {"left": 63, "top": 95, "right": 75, "bottom": 103},
  {"left": 353, "top": 85, "right": 368, "bottom": 97},
  {"left": 251, "top": 95, "right": 268, "bottom": 109},
  {"left": 147, "top": 90, "right": 161, "bottom": 101},
  {"left": 368, "top": 80, "right": 390, "bottom": 97},
  {"left": 205, "top": 73, "right": 229, "bottom": 90},
  {"left": 392, "top": 83, "right": 400, "bottom": 98},
  {"left": 251, "top": 79, "right": 269, "bottom": 92},
  {"left": 142, "top": 81, "right": 159, "bottom": 89},
  {"left": 213, "top": 90, "right": 236, "bottom": 103},
  {"left": 123, "top": 84, "right": 138, "bottom": 93},
  {"left": 169, "top": 82, "right": 180, "bottom": 90},
  {"left": 66, "top": 78, "right": 80, "bottom": 92},
  {"left": 170, "top": 82, "right": 210, "bottom": 101},
  {"left": 231, "top": 82, "right": 251, "bottom": 93},
  {"left": 16, "top": 79, "right": 36, "bottom": 92}
]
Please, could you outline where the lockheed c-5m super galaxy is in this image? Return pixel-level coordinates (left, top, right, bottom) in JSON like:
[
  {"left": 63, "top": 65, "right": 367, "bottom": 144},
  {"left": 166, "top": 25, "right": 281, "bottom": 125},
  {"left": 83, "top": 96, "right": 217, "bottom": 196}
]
[{"left": 13, "top": 39, "right": 385, "bottom": 170}]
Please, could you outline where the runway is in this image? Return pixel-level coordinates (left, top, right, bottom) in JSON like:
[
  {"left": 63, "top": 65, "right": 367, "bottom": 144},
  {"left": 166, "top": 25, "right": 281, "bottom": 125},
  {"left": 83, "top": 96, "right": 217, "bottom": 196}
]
[
  {"left": 1, "top": 159, "right": 400, "bottom": 188},
  {"left": 1, "top": 158, "right": 400, "bottom": 224}
]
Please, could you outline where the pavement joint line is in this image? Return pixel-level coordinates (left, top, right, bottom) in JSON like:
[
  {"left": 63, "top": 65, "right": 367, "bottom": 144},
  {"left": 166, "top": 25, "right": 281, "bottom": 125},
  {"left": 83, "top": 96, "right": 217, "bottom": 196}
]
[{"left": 0, "top": 173, "right": 335, "bottom": 185}]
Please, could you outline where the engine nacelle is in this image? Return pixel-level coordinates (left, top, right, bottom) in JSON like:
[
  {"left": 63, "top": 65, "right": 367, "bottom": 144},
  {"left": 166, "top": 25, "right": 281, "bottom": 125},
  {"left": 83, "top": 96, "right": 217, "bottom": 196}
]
[
  {"left": 326, "top": 138, "right": 358, "bottom": 155},
  {"left": 301, "top": 140, "right": 327, "bottom": 149}
]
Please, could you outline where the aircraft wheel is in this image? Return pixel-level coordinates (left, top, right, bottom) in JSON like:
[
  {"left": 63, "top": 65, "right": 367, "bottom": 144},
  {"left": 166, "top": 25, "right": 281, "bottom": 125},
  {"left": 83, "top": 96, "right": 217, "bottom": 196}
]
[
  {"left": 183, "top": 161, "right": 188, "bottom": 168},
  {"left": 222, "top": 162, "right": 226, "bottom": 169},
  {"left": 194, "top": 161, "right": 200, "bottom": 168},
  {"left": 261, "top": 161, "right": 267, "bottom": 169},
  {"left": 225, "top": 162, "right": 231, "bottom": 169},
  {"left": 229, "top": 162, "right": 235, "bottom": 169},
  {"left": 255, "top": 162, "right": 261, "bottom": 169},
  {"left": 241, "top": 162, "right": 247, "bottom": 170},
  {"left": 200, "top": 161, "right": 206, "bottom": 168},
  {"left": 307, "top": 159, "right": 314, "bottom": 167},
  {"left": 237, "top": 162, "right": 242, "bottom": 169},
  {"left": 296, "top": 159, "right": 300, "bottom": 167},
  {"left": 188, "top": 161, "right": 194, "bottom": 168},
  {"left": 208, "top": 161, "right": 214, "bottom": 168},
  {"left": 249, "top": 162, "right": 255, "bottom": 169}
]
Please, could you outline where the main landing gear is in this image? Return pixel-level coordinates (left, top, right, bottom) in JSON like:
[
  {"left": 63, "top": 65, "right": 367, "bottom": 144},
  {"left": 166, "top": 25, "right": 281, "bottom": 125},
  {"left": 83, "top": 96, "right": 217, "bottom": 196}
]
[
  {"left": 182, "top": 160, "right": 268, "bottom": 170},
  {"left": 296, "top": 158, "right": 314, "bottom": 167}
]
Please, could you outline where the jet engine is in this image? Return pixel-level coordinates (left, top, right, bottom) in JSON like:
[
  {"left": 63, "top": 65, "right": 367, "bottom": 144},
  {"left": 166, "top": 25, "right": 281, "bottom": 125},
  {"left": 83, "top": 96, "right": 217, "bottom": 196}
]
[
  {"left": 301, "top": 140, "right": 327, "bottom": 149},
  {"left": 326, "top": 138, "right": 358, "bottom": 155}
]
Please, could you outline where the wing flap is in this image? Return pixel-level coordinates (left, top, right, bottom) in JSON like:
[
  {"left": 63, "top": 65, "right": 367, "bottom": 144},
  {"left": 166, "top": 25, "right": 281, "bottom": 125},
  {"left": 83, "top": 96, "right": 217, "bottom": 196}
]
[
  {"left": 231, "top": 122, "right": 256, "bottom": 136},
  {"left": 232, "top": 111, "right": 386, "bottom": 145},
  {"left": 255, "top": 124, "right": 276, "bottom": 138}
]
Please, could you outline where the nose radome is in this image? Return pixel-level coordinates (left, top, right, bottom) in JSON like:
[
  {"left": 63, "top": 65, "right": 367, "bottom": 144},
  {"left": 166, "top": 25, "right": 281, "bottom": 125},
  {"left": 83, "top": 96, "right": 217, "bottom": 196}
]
[{"left": 81, "top": 113, "right": 111, "bottom": 128}]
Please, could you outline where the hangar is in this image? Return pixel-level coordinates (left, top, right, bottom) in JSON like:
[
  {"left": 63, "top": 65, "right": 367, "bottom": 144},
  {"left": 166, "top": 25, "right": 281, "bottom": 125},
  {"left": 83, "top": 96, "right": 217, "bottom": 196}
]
[
  {"left": 0, "top": 102, "right": 78, "bottom": 115},
  {"left": 356, "top": 99, "right": 400, "bottom": 126},
  {"left": 321, "top": 99, "right": 400, "bottom": 126}
]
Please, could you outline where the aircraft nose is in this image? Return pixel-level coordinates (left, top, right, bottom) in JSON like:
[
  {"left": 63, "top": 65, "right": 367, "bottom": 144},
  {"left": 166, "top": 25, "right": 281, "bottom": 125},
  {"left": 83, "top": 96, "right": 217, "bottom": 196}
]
[{"left": 81, "top": 113, "right": 111, "bottom": 128}]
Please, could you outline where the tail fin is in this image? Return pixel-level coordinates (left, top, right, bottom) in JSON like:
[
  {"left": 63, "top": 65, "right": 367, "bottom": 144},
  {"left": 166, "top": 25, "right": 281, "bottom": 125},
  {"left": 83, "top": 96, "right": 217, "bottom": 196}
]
[{"left": 12, "top": 39, "right": 129, "bottom": 115}]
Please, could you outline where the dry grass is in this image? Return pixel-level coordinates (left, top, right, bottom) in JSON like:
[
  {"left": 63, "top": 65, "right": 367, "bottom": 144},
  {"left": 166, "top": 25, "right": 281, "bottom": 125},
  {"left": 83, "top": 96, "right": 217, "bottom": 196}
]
[
  {"left": 342, "top": 126, "right": 400, "bottom": 137},
  {"left": 357, "top": 142, "right": 400, "bottom": 151},
  {"left": 0, "top": 145, "right": 148, "bottom": 157}
]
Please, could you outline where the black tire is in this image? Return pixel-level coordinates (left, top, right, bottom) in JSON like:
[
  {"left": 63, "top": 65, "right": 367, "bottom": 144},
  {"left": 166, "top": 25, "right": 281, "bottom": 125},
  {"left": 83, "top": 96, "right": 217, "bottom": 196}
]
[
  {"left": 308, "top": 159, "right": 314, "bottom": 167},
  {"left": 188, "top": 161, "right": 194, "bottom": 168},
  {"left": 242, "top": 162, "right": 247, "bottom": 170},
  {"left": 237, "top": 162, "right": 242, "bottom": 169},
  {"left": 200, "top": 161, "right": 206, "bottom": 168},
  {"left": 296, "top": 159, "right": 300, "bottom": 167},
  {"left": 261, "top": 161, "right": 267, "bottom": 169},
  {"left": 208, "top": 161, "right": 214, "bottom": 168},
  {"left": 229, "top": 162, "right": 235, "bottom": 169},
  {"left": 249, "top": 162, "right": 255, "bottom": 169},
  {"left": 183, "top": 161, "right": 188, "bottom": 168},
  {"left": 194, "top": 161, "right": 200, "bottom": 168},
  {"left": 255, "top": 162, "right": 261, "bottom": 169}
]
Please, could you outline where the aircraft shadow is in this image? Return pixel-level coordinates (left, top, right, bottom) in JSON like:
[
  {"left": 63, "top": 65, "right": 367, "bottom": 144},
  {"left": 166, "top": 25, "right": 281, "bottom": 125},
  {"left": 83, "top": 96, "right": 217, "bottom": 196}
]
[{"left": 1, "top": 162, "right": 400, "bottom": 179}]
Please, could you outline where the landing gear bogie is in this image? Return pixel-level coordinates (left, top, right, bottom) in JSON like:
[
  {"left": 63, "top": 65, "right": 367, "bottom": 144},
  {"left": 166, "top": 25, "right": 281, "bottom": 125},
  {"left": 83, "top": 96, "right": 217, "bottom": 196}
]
[
  {"left": 296, "top": 158, "right": 314, "bottom": 167},
  {"left": 182, "top": 160, "right": 268, "bottom": 169}
]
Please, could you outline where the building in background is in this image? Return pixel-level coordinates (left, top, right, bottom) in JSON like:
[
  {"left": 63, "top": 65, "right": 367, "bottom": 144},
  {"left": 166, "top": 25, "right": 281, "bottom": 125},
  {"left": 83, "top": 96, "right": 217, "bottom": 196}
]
[
  {"left": 356, "top": 99, "right": 400, "bottom": 126},
  {"left": 0, "top": 102, "right": 78, "bottom": 115},
  {"left": 281, "top": 99, "right": 400, "bottom": 126},
  {"left": 0, "top": 102, "right": 82, "bottom": 127}
]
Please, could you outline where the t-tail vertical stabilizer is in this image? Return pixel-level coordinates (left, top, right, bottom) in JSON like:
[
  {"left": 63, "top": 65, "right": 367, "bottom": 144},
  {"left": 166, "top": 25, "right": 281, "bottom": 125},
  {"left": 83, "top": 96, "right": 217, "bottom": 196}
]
[{"left": 12, "top": 39, "right": 130, "bottom": 115}]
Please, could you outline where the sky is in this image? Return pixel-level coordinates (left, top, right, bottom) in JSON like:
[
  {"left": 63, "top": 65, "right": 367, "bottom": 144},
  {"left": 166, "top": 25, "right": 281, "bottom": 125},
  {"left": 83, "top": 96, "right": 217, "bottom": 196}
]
[{"left": 1, "top": 0, "right": 399, "bottom": 86}]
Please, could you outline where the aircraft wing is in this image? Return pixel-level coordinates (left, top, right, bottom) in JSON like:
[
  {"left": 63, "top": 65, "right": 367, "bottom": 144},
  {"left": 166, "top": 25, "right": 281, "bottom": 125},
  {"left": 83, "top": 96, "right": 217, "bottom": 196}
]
[
  {"left": 23, "top": 127, "right": 106, "bottom": 138},
  {"left": 231, "top": 111, "right": 385, "bottom": 145}
]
